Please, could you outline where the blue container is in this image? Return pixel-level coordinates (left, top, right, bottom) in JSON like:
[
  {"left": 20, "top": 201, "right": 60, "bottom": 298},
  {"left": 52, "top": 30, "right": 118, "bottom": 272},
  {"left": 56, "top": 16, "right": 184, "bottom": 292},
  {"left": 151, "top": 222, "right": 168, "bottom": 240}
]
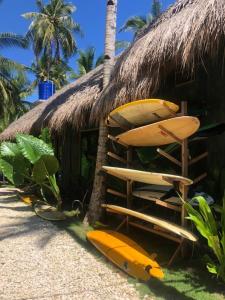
[{"left": 38, "top": 81, "right": 55, "bottom": 100}]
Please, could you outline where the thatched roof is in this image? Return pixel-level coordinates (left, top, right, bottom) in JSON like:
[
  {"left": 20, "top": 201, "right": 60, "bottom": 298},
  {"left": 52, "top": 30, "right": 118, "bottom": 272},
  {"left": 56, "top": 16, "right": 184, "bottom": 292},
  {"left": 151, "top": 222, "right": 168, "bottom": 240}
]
[
  {"left": 0, "top": 65, "right": 103, "bottom": 140},
  {"left": 91, "top": 0, "right": 225, "bottom": 121}
]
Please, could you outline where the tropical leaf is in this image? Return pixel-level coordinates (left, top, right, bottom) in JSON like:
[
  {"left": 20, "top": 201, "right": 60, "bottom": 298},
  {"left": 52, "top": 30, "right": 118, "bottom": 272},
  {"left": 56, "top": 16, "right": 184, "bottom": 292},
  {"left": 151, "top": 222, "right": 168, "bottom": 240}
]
[
  {"left": 16, "top": 134, "right": 54, "bottom": 164},
  {"left": 0, "top": 156, "right": 27, "bottom": 186},
  {"left": 32, "top": 155, "right": 59, "bottom": 184},
  {"left": 0, "top": 142, "right": 21, "bottom": 157}
]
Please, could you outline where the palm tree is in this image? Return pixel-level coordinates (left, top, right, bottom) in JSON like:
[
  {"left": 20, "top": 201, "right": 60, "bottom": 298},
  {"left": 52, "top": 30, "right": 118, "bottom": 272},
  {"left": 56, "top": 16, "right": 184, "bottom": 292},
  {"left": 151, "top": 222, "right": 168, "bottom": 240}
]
[
  {"left": 74, "top": 47, "right": 104, "bottom": 78},
  {"left": 88, "top": 0, "right": 118, "bottom": 224},
  {"left": 29, "top": 54, "right": 73, "bottom": 90},
  {"left": 119, "top": 0, "right": 162, "bottom": 43},
  {"left": 0, "top": 71, "right": 32, "bottom": 131},
  {"left": 22, "top": 0, "right": 82, "bottom": 63},
  {"left": 0, "top": 24, "right": 28, "bottom": 128}
]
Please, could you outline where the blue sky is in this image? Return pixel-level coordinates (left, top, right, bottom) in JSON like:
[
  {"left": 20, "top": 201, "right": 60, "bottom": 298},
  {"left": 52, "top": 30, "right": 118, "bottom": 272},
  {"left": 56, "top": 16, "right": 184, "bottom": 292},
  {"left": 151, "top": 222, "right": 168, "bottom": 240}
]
[{"left": 0, "top": 0, "right": 173, "bottom": 101}]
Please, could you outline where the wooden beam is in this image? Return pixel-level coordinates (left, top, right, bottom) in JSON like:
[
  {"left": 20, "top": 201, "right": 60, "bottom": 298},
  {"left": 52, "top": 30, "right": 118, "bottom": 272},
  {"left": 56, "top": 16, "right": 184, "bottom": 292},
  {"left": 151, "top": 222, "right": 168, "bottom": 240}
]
[
  {"left": 107, "top": 151, "right": 127, "bottom": 164},
  {"left": 129, "top": 221, "right": 181, "bottom": 243},
  {"left": 108, "top": 134, "right": 128, "bottom": 148},
  {"left": 193, "top": 173, "right": 207, "bottom": 184},
  {"left": 106, "top": 188, "right": 127, "bottom": 199},
  {"left": 157, "top": 148, "right": 182, "bottom": 167},
  {"left": 158, "top": 125, "right": 183, "bottom": 144},
  {"left": 107, "top": 115, "right": 130, "bottom": 130},
  {"left": 189, "top": 152, "right": 208, "bottom": 166}
]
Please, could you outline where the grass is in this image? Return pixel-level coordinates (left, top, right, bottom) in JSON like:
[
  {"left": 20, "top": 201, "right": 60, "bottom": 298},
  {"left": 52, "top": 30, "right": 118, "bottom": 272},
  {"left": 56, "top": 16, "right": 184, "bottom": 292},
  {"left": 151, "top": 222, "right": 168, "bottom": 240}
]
[{"left": 55, "top": 217, "right": 225, "bottom": 300}]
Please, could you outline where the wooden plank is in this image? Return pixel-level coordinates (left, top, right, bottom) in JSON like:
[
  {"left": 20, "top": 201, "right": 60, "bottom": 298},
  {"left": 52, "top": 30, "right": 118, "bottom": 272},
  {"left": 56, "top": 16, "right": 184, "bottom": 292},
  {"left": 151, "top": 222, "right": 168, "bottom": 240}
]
[
  {"left": 108, "top": 134, "right": 128, "bottom": 148},
  {"left": 132, "top": 190, "right": 181, "bottom": 212},
  {"left": 157, "top": 148, "right": 182, "bottom": 167},
  {"left": 129, "top": 221, "right": 181, "bottom": 243},
  {"left": 107, "top": 188, "right": 127, "bottom": 199},
  {"left": 193, "top": 173, "right": 207, "bottom": 184},
  {"left": 189, "top": 152, "right": 208, "bottom": 166},
  {"left": 107, "top": 152, "right": 127, "bottom": 164}
]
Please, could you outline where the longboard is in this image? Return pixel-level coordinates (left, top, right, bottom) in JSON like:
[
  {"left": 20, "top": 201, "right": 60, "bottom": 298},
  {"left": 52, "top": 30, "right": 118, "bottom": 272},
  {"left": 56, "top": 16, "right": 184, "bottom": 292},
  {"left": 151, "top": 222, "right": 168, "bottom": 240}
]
[
  {"left": 102, "top": 205, "right": 197, "bottom": 242},
  {"left": 102, "top": 166, "right": 193, "bottom": 186},
  {"left": 117, "top": 116, "right": 200, "bottom": 146},
  {"left": 87, "top": 230, "right": 164, "bottom": 281},
  {"left": 107, "top": 99, "right": 179, "bottom": 127}
]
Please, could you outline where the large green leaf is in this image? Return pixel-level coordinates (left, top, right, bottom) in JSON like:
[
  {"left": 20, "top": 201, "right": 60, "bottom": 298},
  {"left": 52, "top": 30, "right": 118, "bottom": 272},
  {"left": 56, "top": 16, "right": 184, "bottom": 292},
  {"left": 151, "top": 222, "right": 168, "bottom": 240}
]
[
  {"left": 16, "top": 134, "right": 54, "bottom": 164},
  {"left": 0, "top": 142, "right": 21, "bottom": 157},
  {"left": 32, "top": 155, "right": 59, "bottom": 184},
  {"left": 0, "top": 156, "right": 26, "bottom": 186}
]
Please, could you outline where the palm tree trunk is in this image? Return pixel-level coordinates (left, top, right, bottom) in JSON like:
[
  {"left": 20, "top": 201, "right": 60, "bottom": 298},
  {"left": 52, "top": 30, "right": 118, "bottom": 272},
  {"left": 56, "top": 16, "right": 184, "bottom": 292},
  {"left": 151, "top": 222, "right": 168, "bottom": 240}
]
[{"left": 87, "top": 0, "right": 118, "bottom": 224}]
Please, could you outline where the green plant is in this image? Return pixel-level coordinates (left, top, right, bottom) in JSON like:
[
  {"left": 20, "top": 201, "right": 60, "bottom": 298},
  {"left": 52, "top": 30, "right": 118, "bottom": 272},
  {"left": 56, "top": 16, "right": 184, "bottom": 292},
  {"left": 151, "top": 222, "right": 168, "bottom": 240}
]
[
  {"left": 184, "top": 195, "right": 225, "bottom": 282},
  {"left": 0, "top": 133, "right": 62, "bottom": 210}
]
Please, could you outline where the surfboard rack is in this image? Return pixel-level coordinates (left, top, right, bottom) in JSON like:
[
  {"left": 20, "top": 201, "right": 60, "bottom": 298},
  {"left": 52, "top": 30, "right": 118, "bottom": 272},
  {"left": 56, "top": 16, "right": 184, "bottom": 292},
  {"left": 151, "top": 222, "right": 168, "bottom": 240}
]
[{"left": 104, "top": 100, "right": 206, "bottom": 264}]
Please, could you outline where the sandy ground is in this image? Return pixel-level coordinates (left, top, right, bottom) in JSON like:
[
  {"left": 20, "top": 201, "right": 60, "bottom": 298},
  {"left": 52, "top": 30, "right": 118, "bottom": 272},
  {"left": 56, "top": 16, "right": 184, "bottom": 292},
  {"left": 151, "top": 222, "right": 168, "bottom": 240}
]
[{"left": 0, "top": 188, "right": 147, "bottom": 300}]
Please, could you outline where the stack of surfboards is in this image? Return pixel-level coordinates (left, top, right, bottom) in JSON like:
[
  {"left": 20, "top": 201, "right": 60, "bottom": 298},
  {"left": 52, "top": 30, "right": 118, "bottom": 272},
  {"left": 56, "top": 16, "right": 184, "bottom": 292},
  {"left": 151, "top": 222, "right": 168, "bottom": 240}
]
[{"left": 87, "top": 99, "right": 200, "bottom": 281}]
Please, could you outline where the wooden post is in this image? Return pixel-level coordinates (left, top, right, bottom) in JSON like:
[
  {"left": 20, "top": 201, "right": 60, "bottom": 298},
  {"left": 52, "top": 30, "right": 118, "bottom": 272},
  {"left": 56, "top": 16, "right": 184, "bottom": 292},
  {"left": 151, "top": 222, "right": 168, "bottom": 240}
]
[
  {"left": 181, "top": 101, "right": 188, "bottom": 226},
  {"left": 126, "top": 147, "right": 133, "bottom": 231},
  {"left": 181, "top": 101, "right": 189, "bottom": 256}
]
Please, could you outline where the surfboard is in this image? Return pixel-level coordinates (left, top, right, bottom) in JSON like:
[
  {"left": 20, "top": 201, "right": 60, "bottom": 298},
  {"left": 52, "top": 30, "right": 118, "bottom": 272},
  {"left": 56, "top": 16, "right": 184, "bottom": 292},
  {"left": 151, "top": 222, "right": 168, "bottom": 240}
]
[
  {"left": 116, "top": 116, "right": 200, "bottom": 146},
  {"left": 102, "top": 205, "right": 197, "bottom": 242},
  {"left": 87, "top": 230, "right": 164, "bottom": 281},
  {"left": 132, "top": 190, "right": 182, "bottom": 205},
  {"left": 102, "top": 166, "right": 193, "bottom": 186},
  {"left": 107, "top": 99, "right": 179, "bottom": 127}
]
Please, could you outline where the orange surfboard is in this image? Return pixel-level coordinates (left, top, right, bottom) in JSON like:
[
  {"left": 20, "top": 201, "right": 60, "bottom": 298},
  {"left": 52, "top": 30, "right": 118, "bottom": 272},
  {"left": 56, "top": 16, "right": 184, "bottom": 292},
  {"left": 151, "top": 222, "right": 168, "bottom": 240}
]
[{"left": 87, "top": 230, "right": 164, "bottom": 281}]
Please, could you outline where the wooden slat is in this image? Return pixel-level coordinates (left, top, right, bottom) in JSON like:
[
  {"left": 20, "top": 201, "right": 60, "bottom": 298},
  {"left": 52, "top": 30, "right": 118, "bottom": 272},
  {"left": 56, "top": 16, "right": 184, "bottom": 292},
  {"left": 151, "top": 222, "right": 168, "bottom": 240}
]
[
  {"left": 189, "top": 152, "right": 208, "bottom": 166},
  {"left": 193, "top": 172, "right": 207, "bottom": 184},
  {"left": 158, "top": 125, "right": 183, "bottom": 144},
  {"left": 107, "top": 115, "right": 130, "bottom": 130},
  {"left": 129, "top": 221, "right": 181, "bottom": 243},
  {"left": 107, "top": 188, "right": 127, "bottom": 199},
  {"left": 107, "top": 152, "right": 127, "bottom": 164},
  {"left": 132, "top": 190, "right": 181, "bottom": 212},
  {"left": 157, "top": 148, "right": 182, "bottom": 167},
  {"left": 108, "top": 134, "right": 128, "bottom": 148}
]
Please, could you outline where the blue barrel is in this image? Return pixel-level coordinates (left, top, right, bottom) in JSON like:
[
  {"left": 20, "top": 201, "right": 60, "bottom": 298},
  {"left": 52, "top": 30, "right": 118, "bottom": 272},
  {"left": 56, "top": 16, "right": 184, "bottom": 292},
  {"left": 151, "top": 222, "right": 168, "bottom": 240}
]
[{"left": 38, "top": 81, "right": 55, "bottom": 100}]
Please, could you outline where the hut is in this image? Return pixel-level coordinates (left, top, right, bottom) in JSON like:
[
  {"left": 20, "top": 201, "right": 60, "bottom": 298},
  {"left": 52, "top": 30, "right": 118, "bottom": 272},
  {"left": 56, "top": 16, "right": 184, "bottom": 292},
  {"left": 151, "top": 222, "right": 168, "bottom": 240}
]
[
  {"left": 91, "top": 0, "right": 225, "bottom": 199},
  {"left": 0, "top": 65, "right": 103, "bottom": 202}
]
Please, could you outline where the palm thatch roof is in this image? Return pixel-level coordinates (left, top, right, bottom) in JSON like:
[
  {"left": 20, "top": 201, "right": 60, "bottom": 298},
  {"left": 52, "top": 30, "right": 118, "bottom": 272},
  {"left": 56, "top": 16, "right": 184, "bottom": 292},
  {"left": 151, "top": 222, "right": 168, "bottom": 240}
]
[
  {"left": 91, "top": 0, "right": 225, "bottom": 121},
  {"left": 0, "top": 65, "right": 103, "bottom": 140}
]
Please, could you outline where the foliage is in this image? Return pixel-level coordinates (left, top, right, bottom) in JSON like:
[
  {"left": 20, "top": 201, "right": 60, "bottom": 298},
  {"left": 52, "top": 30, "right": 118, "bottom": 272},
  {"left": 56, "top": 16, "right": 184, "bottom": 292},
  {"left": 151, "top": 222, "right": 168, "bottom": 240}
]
[
  {"left": 0, "top": 6, "right": 29, "bottom": 131},
  {"left": 185, "top": 195, "right": 225, "bottom": 282},
  {"left": 118, "top": 0, "right": 162, "bottom": 50},
  {"left": 38, "top": 128, "right": 52, "bottom": 146},
  {"left": 0, "top": 134, "right": 62, "bottom": 209},
  {"left": 73, "top": 47, "right": 104, "bottom": 78},
  {"left": 28, "top": 54, "right": 74, "bottom": 89},
  {"left": 23, "top": 0, "right": 82, "bottom": 62}
]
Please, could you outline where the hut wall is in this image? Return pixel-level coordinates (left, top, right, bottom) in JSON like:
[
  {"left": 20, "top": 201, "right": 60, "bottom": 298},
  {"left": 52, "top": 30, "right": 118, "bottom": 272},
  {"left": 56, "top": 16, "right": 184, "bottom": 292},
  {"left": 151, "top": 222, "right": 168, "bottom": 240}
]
[{"left": 56, "top": 124, "right": 81, "bottom": 204}]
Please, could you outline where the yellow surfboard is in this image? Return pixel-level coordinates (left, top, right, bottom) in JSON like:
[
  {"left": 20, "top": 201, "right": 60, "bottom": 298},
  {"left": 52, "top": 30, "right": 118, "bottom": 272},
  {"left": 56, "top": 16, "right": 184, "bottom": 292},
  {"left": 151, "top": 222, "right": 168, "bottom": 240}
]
[
  {"left": 87, "top": 230, "right": 164, "bottom": 281},
  {"left": 102, "top": 166, "right": 193, "bottom": 186},
  {"left": 117, "top": 116, "right": 200, "bottom": 146},
  {"left": 102, "top": 205, "right": 197, "bottom": 242},
  {"left": 107, "top": 99, "right": 179, "bottom": 127}
]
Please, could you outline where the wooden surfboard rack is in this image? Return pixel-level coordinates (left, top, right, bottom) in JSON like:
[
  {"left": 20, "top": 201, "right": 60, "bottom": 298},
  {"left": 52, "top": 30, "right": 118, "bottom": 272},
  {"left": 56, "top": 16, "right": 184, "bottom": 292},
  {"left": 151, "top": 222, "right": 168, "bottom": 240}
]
[{"left": 104, "top": 100, "right": 207, "bottom": 265}]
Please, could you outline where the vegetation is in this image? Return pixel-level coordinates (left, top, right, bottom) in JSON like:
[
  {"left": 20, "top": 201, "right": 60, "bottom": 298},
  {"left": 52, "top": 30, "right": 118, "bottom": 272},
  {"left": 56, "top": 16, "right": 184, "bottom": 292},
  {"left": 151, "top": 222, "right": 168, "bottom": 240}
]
[
  {"left": 73, "top": 47, "right": 104, "bottom": 78},
  {"left": 185, "top": 195, "right": 225, "bottom": 282},
  {"left": 23, "top": 0, "right": 82, "bottom": 89},
  {"left": 0, "top": 133, "right": 62, "bottom": 209},
  {"left": 0, "top": 1, "right": 29, "bottom": 131}
]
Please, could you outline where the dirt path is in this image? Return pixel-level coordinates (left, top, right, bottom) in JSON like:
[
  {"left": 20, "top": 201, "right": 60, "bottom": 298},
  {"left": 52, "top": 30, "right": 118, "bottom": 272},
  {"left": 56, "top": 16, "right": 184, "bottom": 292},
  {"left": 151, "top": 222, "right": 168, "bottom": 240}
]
[{"left": 0, "top": 188, "right": 145, "bottom": 300}]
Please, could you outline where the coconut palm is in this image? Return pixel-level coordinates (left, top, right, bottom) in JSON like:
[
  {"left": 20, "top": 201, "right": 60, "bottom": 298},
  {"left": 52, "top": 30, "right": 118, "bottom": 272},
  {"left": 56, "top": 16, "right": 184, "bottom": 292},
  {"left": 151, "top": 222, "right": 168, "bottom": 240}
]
[
  {"left": 119, "top": 0, "right": 162, "bottom": 42},
  {"left": 74, "top": 47, "right": 104, "bottom": 78},
  {"left": 22, "top": 0, "right": 82, "bottom": 62},
  {"left": 29, "top": 54, "right": 73, "bottom": 90},
  {"left": 88, "top": 0, "right": 118, "bottom": 224}
]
